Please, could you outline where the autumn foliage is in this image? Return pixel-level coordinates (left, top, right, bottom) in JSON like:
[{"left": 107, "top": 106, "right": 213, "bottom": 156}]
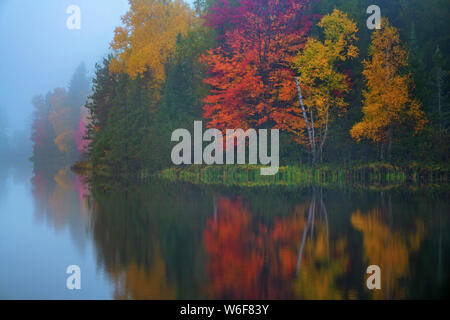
[
  {"left": 351, "top": 19, "right": 427, "bottom": 158},
  {"left": 201, "top": 0, "right": 317, "bottom": 130},
  {"left": 109, "top": 0, "right": 195, "bottom": 83},
  {"left": 31, "top": 63, "right": 90, "bottom": 171},
  {"left": 288, "top": 9, "right": 359, "bottom": 162},
  {"left": 76, "top": 0, "right": 448, "bottom": 171}
]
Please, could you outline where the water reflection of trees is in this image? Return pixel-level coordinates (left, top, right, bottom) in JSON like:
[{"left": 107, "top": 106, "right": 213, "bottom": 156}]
[
  {"left": 203, "top": 189, "right": 351, "bottom": 299},
  {"left": 88, "top": 180, "right": 212, "bottom": 299},
  {"left": 351, "top": 193, "right": 426, "bottom": 299},
  {"left": 31, "top": 168, "right": 90, "bottom": 252},
  {"left": 76, "top": 178, "right": 449, "bottom": 299},
  {"left": 108, "top": 242, "right": 176, "bottom": 300},
  {"left": 294, "top": 190, "right": 350, "bottom": 299}
]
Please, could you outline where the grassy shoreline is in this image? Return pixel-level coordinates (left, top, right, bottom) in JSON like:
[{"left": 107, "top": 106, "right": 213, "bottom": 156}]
[
  {"left": 72, "top": 160, "right": 449, "bottom": 188},
  {"left": 156, "top": 163, "right": 449, "bottom": 188}
]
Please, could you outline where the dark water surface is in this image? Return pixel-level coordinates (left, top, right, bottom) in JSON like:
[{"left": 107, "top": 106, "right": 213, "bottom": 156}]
[{"left": 1, "top": 165, "right": 449, "bottom": 299}]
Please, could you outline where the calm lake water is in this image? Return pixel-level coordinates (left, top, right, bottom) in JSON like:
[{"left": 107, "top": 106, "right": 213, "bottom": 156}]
[{"left": 1, "top": 163, "right": 449, "bottom": 299}]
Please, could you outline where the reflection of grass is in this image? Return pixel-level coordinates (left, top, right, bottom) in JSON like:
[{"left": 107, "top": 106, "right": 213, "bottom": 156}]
[
  {"left": 72, "top": 161, "right": 111, "bottom": 177},
  {"left": 157, "top": 163, "right": 449, "bottom": 189},
  {"left": 71, "top": 161, "right": 92, "bottom": 172}
]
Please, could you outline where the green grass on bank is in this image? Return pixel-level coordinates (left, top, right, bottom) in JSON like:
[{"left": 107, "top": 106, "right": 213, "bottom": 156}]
[
  {"left": 156, "top": 163, "right": 450, "bottom": 188},
  {"left": 72, "top": 160, "right": 449, "bottom": 188}
]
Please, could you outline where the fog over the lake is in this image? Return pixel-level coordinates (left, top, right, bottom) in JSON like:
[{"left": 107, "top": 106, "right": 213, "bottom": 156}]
[
  {"left": 0, "top": 0, "right": 130, "bottom": 139},
  {"left": 0, "top": 0, "right": 193, "bottom": 161}
]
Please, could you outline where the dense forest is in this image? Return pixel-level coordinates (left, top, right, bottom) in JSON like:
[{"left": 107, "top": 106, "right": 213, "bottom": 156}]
[{"left": 31, "top": 0, "right": 450, "bottom": 178}]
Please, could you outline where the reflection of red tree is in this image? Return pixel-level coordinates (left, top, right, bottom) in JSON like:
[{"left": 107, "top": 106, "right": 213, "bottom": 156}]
[
  {"left": 204, "top": 197, "right": 264, "bottom": 299},
  {"left": 204, "top": 197, "right": 312, "bottom": 299},
  {"left": 270, "top": 205, "right": 308, "bottom": 278}
]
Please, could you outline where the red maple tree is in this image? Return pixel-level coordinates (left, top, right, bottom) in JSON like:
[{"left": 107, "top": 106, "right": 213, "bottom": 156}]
[{"left": 201, "top": 0, "right": 318, "bottom": 130}]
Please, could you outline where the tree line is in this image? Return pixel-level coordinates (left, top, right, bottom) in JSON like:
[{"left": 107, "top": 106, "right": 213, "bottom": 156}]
[
  {"left": 31, "top": 63, "right": 90, "bottom": 173},
  {"left": 32, "top": 0, "right": 449, "bottom": 177}
]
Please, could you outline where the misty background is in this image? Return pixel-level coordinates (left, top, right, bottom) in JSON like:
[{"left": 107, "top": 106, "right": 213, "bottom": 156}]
[{"left": 0, "top": 0, "right": 194, "bottom": 164}]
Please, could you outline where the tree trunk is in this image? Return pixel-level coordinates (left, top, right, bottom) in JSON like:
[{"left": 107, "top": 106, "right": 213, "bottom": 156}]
[
  {"left": 310, "top": 108, "right": 316, "bottom": 163},
  {"left": 296, "top": 77, "right": 316, "bottom": 163},
  {"left": 296, "top": 194, "right": 315, "bottom": 275},
  {"left": 319, "top": 110, "right": 329, "bottom": 163}
]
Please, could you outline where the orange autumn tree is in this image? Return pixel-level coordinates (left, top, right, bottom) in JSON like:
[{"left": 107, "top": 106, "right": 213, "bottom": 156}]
[
  {"left": 109, "top": 0, "right": 195, "bottom": 92},
  {"left": 350, "top": 19, "right": 427, "bottom": 159},
  {"left": 278, "top": 9, "right": 358, "bottom": 163},
  {"left": 201, "top": 0, "right": 316, "bottom": 130}
]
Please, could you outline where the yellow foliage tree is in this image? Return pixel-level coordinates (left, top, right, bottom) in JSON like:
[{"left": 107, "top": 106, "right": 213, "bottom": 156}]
[
  {"left": 350, "top": 19, "right": 427, "bottom": 159},
  {"left": 290, "top": 9, "right": 359, "bottom": 163},
  {"left": 109, "top": 0, "right": 195, "bottom": 85}
]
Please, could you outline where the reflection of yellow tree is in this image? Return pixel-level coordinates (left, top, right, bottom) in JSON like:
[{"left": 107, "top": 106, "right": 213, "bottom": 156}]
[
  {"left": 44, "top": 169, "right": 92, "bottom": 229},
  {"left": 48, "top": 168, "right": 77, "bottom": 229},
  {"left": 293, "top": 231, "right": 349, "bottom": 300},
  {"left": 53, "top": 168, "right": 73, "bottom": 189},
  {"left": 110, "top": 242, "right": 176, "bottom": 300},
  {"left": 280, "top": 202, "right": 350, "bottom": 300},
  {"left": 351, "top": 209, "right": 425, "bottom": 299}
]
